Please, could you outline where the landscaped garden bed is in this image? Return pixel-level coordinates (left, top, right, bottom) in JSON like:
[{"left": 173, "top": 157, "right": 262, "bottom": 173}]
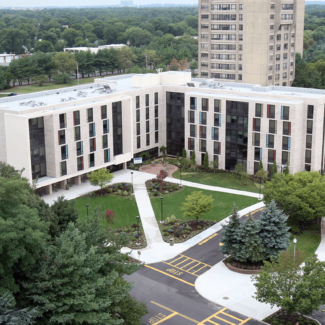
[
  {"left": 158, "top": 215, "right": 216, "bottom": 244},
  {"left": 223, "top": 256, "right": 263, "bottom": 274},
  {"left": 264, "top": 309, "right": 319, "bottom": 325},
  {"left": 145, "top": 178, "right": 182, "bottom": 196},
  {"left": 81, "top": 182, "right": 133, "bottom": 197},
  {"left": 111, "top": 223, "right": 147, "bottom": 249}
]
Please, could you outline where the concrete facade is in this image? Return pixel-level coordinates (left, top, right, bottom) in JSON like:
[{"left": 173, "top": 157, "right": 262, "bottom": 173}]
[
  {"left": 0, "top": 72, "right": 324, "bottom": 192},
  {"left": 198, "top": 0, "right": 305, "bottom": 86}
]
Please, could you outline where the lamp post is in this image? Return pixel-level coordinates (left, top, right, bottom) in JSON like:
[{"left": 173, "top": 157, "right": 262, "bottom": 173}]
[
  {"left": 160, "top": 197, "right": 164, "bottom": 223},
  {"left": 293, "top": 238, "right": 297, "bottom": 261},
  {"left": 259, "top": 176, "right": 262, "bottom": 200},
  {"left": 144, "top": 54, "right": 148, "bottom": 69},
  {"left": 127, "top": 40, "right": 130, "bottom": 47},
  {"left": 179, "top": 164, "right": 182, "bottom": 187},
  {"left": 76, "top": 62, "right": 79, "bottom": 86},
  {"left": 86, "top": 204, "right": 89, "bottom": 216},
  {"left": 136, "top": 216, "right": 140, "bottom": 246},
  {"left": 131, "top": 172, "right": 133, "bottom": 193}
]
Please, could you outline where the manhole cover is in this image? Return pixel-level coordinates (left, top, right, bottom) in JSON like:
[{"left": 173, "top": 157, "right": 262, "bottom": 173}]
[{"left": 223, "top": 297, "right": 229, "bottom": 300}]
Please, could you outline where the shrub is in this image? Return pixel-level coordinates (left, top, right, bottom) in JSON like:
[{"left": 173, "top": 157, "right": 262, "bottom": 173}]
[
  {"left": 132, "top": 238, "right": 137, "bottom": 242},
  {"left": 120, "top": 231, "right": 127, "bottom": 236},
  {"left": 168, "top": 229, "right": 174, "bottom": 233},
  {"left": 148, "top": 186, "right": 153, "bottom": 190},
  {"left": 128, "top": 227, "right": 133, "bottom": 232},
  {"left": 133, "top": 232, "right": 139, "bottom": 238},
  {"left": 197, "top": 225, "right": 202, "bottom": 230},
  {"left": 164, "top": 191, "right": 169, "bottom": 194},
  {"left": 113, "top": 184, "right": 119, "bottom": 188},
  {"left": 162, "top": 231, "right": 168, "bottom": 236},
  {"left": 105, "top": 209, "right": 116, "bottom": 226},
  {"left": 280, "top": 320, "right": 285, "bottom": 324},
  {"left": 154, "top": 191, "right": 159, "bottom": 196},
  {"left": 272, "top": 321, "right": 278, "bottom": 325},
  {"left": 304, "top": 321, "right": 310, "bottom": 324},
  {"left": 162, "top": 186, "right": 167, "bottom": 190},
  {"left": 186, "top": 226, "right": 192, "bottom": 231},
  {"left": 185, "top": 230, "right": 191, "bottom": 234},
  {"left": 123, "top": 190, "right": 128, "bottom": 196},
  {"left": 170, "top": 215, "right": 176, "bottom": 223},
  {"left": 179, "top": 226, "right": 185, "bottom": 231},
  {"left": 175, "top": 230, "right": 180, "bottom": 237},
  {"left": 286, "top": 322, "right": 292, "bottom": 325}
]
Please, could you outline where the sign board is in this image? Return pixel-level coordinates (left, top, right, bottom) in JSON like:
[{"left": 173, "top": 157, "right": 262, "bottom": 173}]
[{"left": 134, "top": 157, "right": 142, "bottom": 165}]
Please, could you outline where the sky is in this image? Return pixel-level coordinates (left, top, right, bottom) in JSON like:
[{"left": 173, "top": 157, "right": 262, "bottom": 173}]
[{"left": 5, "top": 0, "right": 198, "bottom": 8}]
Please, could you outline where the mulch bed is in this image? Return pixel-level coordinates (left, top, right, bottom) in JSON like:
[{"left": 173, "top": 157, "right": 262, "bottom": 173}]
[
  {"left": 264, "top": 309, "right": 318, "bottom": 325},
  {"left": 81, "top": 182, "right": 133, "bottom": 197},
  {"left": 112, "top": 223, "right": 147, "bottom": 249},
  {"left": 145, "top": 178, "right": 182, "bottom": 195},
  {"left": 158, "top": 218, "right": 216, "bottom": 244},
  {"left": 223, "top": 256, "right": 264, "bottom": 270}
]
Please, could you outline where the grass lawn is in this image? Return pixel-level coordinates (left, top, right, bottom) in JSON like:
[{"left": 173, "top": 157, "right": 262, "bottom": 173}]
[
  {"left": 173, "top": 170, "right": 260, "bottom": 193},
  {"left": 150, "top": 186, "right": 259, "bottom": 223},
  {"left": 288, "top": 230, "right": 321, "bottom": 261},
  {"left": 73, "top": 195, "right": 139, "bottom": 229}
]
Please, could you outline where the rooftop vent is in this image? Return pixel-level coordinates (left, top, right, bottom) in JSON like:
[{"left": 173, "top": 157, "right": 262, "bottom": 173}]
[
  {"left": 77, "top": 91, "right": 87, "bottom": 97},
  {"left": 92, "top": 84, "right": 112, "bottom": 94}
]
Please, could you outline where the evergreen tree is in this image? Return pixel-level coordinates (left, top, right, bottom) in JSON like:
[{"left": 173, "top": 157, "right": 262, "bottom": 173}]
[
  {"left": 182, "top": 148, "right": 187, "bottom": 159},
  {"left": 271, "top": 160, "right": 277, "bottom": 177},
  {"left": 258, "top": 160, "right": 263, "bottom": 171},
  {"left": 220, "top": 204, "right": 241, "bottom": 256},
  {"left": 258, "top": 200, "right": 290, "bottom": 260},
  {"left": 190, "top": 149, "right": 196, "bottom": 165},
  {"left": 283, "top": 165, "right": 289, "bottom": 175},
  {"left": 203, "top": 152, "right": 209, "bottom": 169},
  {"left": 233, "top": 214, "right": 265, "bottom": 263}
]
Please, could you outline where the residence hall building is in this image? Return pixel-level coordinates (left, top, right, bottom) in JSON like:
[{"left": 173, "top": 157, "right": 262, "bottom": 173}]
[
  {"left": 198, "top": 0, "right": 305, "bottom": 86},
  {"left": 0, "top": 71, "right": 324, "bottom": 195}
]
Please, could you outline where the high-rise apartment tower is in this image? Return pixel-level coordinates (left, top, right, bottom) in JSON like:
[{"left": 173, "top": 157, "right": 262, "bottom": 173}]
[{"left": 198, "top": 0, "right": 305, "bottom": 86}]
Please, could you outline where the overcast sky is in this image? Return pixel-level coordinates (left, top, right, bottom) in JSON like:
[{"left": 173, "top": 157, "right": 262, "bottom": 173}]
[{"left": 6, "top": 0, "right": 197, "bottom": 8}]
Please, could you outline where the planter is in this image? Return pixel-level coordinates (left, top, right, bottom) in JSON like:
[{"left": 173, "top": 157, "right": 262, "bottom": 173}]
[{"left": 224, "top": 261, "right": 262, "bottom": 275}]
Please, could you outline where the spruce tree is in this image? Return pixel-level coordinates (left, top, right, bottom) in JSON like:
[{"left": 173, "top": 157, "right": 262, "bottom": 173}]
[
  {"left": 258, "top": 160, "right": 263, "bottom": 171},
  {"left": 258, "top": 200, "right": 290, "bottom": 260},
  {"left": 203, "top": 152, "right": 209, "bottom": 169},
  {"left": 220, "top": 204, "right": 241, "bottom": 256},
  {"left": 191, "top": 149, "right": 196, "bottom": 165},
  {"left": 233, "top": 214, "right": 265, "bottom": 263},
  {"left": 182, "top": 148, "right": 187, "bottom": 159},
  {"left": 271, "top": 160, "right": 277, "bottom": 177}
]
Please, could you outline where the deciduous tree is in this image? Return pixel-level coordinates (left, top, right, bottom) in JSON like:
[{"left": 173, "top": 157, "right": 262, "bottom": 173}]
[
  {"left": 53, "top": 52, "right": 77, "bottom": 74},
  {"left": 88, "top": 168, "right": 114, "bottom": 190}
]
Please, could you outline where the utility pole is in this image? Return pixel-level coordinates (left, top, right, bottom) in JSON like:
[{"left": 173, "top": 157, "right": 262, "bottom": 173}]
[
  {"left": 144, "top": 54, "right": 148, "bottom": 69},
  {"left": 76, "top": 62, "right": 79, "bottom": 86}
]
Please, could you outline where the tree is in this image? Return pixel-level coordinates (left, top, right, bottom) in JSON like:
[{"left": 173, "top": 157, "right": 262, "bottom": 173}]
[
  {"left": 283, "top": 165, "right": 289, "bottom": 175},
  {"left": 157, "top": 169, "right": 168, "bottom": 189},
  {"left": 190, "top": 149, "right": 196, "bottom": 165},
  {"left": 203, "top": 152, "right": 209, "bottom": 169},
  {"left": 263, "top": 171, "right": 325, "bottom": 227},
  {"left": 233, "top": 214, "right": 265, "bottom": 263},
  {"left": 62, "top": 28, "right": 81, "bottom": 46},
  {"left": 169, "top": 57, "right": 180, "bottom": 71},
  {"left": 234, "top": 163, "right": 244, "bottom": 179},
  {"left": 271, "top": 160, "right": 277, "bottom": 177},
  {"left": 119, "top": 27, "right": 153, "bottom": 47},
  {"left": 31, "top": 74, "right": 48, "bottom": 86},
  {"left": 159, "top": 146, "right": 167, "bottom": 158},
  {"left": 253, "top": 250, "right": 325, "bottom": 318},
  {"left": 143, "top": 49, "right": 159, "bottom": 68},
  {"left": 258, "top": 160, "right": 263, "bottom": 171},
  {"left": 182, "top": 191, "right": 214, "bottom": 224},
  {"left": 88, "top": 168, "right": 114, "bottom": 191},
  {"left": 0, "top": 162, "right": 17, "bottom": 179},
  {"left": 182, "top": 148, "right": 187, "bottom": 160},
  {"left": 116, "top": 47, "right": 137, "bottom": 71},
  {"left": 33, "top": 40, "right": 54, "bottom": 53},
  {"left": 211, "top": 160, "right": 218, "bottom": 174},
  {"left": 258, "top": 200, "right": 290, "bottom": 260},
  {"left": 53, "top": 52, "right": 77, "bottom": 74},
  {"left": 220, "top": 204, "right": 241, "bottom": 256}
]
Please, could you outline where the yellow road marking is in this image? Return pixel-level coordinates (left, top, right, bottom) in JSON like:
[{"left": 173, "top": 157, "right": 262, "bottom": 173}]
[
  {"left": 223, "top": 313, "right": 247, "bottom": 322},
  {"left": 199, "top": 233, "right": 218, "bottom": 245},
  {"left": 144, "top": 265, "right": 194, "bottom": 286},
  {"left": 152, "top": 312, "right": 178, "bottom": 324},
  {"left": 180, "top": 260, "right": 196, "bottom": 269},
  {"left": 239, "top": 318, "right": 251, "bottom": 325},
  {"left": 219, "top": 243, "right": 224, "bottom": 246},
  {"left": 169, "top": 256, "right": 183, "bottom": 264},
  {"left": 214, "top": 315, "right": 236, "bottom": 325},
  {"left": 246, "top": 207, "right": 264, "bottom": 217},
  {"left": 162, "top": 262, "right": 199, "bottom": 277},
  {"left": 180, "top": 254, "right": 212, "bottom": 267},
  {"left": 206, "top": 320, "right": 219, "bottom": 324},
  {"left": 175, "top": 258, "right": 189, "bottom": 267},
  {"left": 187, "top": 262, "right": 201, "bottom": 271},
  {"left": 198, "top": 308, "right": 227, "bottom": 325},
  {"left": 193, "top": 265, "right": 208, "bottom": 274},
  {"left": 150, "top": 301, "right": 199, "bottom": 323}
]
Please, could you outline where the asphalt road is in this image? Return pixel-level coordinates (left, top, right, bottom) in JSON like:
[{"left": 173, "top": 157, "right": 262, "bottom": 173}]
[{"left": 125, "top": 208, "right": 265, "bottom": 325}]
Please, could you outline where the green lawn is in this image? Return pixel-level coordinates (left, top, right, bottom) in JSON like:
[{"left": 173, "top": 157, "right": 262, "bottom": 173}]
[
  {"left": 150, "top": 186, "right": 259, "bottom": 223},
  {"left": 173, "top": 170, "right": 260, "bottom": 193},
  {"left": 288, "top": 230, "right": 321, "bottom": 261},
  {"left": 73, "top": 195, "right": 139, "bottom": 229}
]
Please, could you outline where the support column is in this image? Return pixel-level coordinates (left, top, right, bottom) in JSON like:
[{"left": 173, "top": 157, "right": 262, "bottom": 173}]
[
  {"left": 60, "top": 179, "right": 67, "bottom": 189},
  {"left": 74, "top": 176, "right": 81, "bottom": 185},
  {"left": 46, "top": 184, "right": 52, "bottom": 195}
]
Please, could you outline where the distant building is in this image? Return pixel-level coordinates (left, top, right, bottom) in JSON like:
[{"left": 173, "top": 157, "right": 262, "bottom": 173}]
[
  {"left": 64, "top": 44, "right": 127, "bottom": 54},
  {"left": 121, "top": 1, "right": 133, "bottom": 6}
]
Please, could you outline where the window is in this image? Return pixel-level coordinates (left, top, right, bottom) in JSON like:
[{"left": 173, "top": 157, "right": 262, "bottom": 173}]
[
  {"left": 146, "top": 94, "right": 149, "bottom": 107},
  {"left": 283, "top": 53, "right": 288, "bottom": 60},
  {"left": 307, "top": 105, "right": 314, "bottom": 119},
  {"left": 59, "top": 113, "right": 66, "bottom": 129},
  {"left": 211, "top": 14, "right": 237, "bottom": 20},
  {"left": 270, "top": 4, "right": 275, "bottom": 10},
  {"left": 283, "top": 72, "right": 287, "bottom": 79},
  {"left": 190, "top": 124, "right": 197, "bottom": 137},
  {"left": 267, "top": 105, "right": 275, "bottom": 118},
  {"left": 77, "top": 157, "right": 84, "bottom": 171},
  {"left": 199, "top": 126, "right": 207, "bottom": 139},
  {"left": 200, "top": 112, "right": 207, "bottom": 125},
  {"left": 252, "top": 133, "right": 260, "bottom": 146},
  {"left": 238, "top": 74, "right": 242, "bottom": 81},
  {"left": 214, "top": 114, "right": 221, "bottom": 127},
  {"left": 101, "top": 105, "right": 107, "bottom": 119},
  {"left": 254, "top": 148, "right": 262, "bottom": 161},
  {"left": 188, "top": 138, "right": 195, "bottom": 150},
  {"left": 89, "top": 153, "right": 95, "bottom": 167},
  {"left": 282, "top": 151, "right": 290, "bottom": 165},
  {"left": 199, "top": 139, "right": 206, "bottom": 152},
  {"left": 239, "top": 4, "right": 243, "bottom": 10},
  {"left": 136, "top": 109, "right": 140, "bottom": 122},
  {"left": 212, "top": 127, "right": 219, "bottom": 140},
  {"left": 283, "top": 121, "right": 291, "bottom": 135},
  {"left": 201, "top": 14, "right": 209, "bottom": 19},
  {"left": 89, "top": 138, "right": 96, "bottom": 152},
  {"left": 276, "top": 64, "right": 280, "bottom": 71},
  {"left": 146, "top": 134, "right": 150, "bottom": 146},
  {"left": 255, "top": 104, "right": 263, "bottom": 117},
  {"left": 136, "top": 96, "right": 140, "bottom": 109},
  {"left": 155, "top": 131, "right": 158, "bottom": 143},
  {"left": 239, "top": 64, "right": 242, "bottom": 71},
  {"left": 155, "top": 92, "right": 158, "bottom": 105},
  {"left": 239, "top": 14, "right": 243, "bottom": 21},
  {"left": 73, "top": 111, "right": 80, "bottom": 125},
  {"left": 211, "top": 4, "right": 236, "bottom": 10},
  {"left": 87, "top": 108, "right": 93, "bottom": 122},
  {"left": 269, "top": 120, "right": 277, "bottom": 134},
  {"left": 307, "top": 120, "right": 313, "bottom": 134},
  {"left": 61, "top": 145, "right": 68, "bottom": 160},
  {"left": 104, "top": 149, "right": 110, "bottom": 163},
  {"left": 276, "top": 44, "right": 281, "bottom": 51},
  {"left": 270, "top": 35, "right": 274, "bottom": 41},
  {"left": 239, "top": 44, "right": 243, "bottom": 51},
  {"left": 202, "top": 98, "right": 209, "bottom": 111},
  {"left": 211, "top": 24, "right": 236, "bottom": 31},
  {"left": 284, "top": 33, "right": 289, "bottom": 41},
  {"left": 270, "top": 25, "right": 274, "bottom": 31},
  {"left": 270, "top": 14, "right": 274, "bottom": 19},
  {"left": 201, "top": 53, "right": 209, "bottom": 57},
  {"left": 155, "top": 106, "right": 158, "bottom": 118},
  {"left": 283, "top": 62, "right": 287, "bottom": 69},
  {"left": 253, "top": 118, "right": 261, "bottom": 132},
  {"left": 305, "top": 150, "right": 311, "bottom": 164},
  {"left": 146, "top": 121, "right": 149, "bottom": 133},
  {"left": 155, "top": 118, "right": 158, "bottom": 131},
  {"left": 76, "top": 141, "right": 83, "bottom": 156},
  {"left": 268, "top": 149, "right": 276, "bottom": 163},
  {"left": 214, "top": 142, "right": 221, "bottom": 155},
  {"left": 136, "top": 123, "right": 140, "bottom": 136},
  {"left": 239, "top": 34, "right": 243, "bottom": 41},
  {"left": 137, "top": 136, "right": 140, "bottom": 149},
  {"left": 103, "top": 120, "right": 109, "bottom": 134},
  {"left": 74, "top": 126, "right": 80, "bottom": 141},
  {"left": 60, "top": 161, "right": 67, "bottom": 176},
  {"left": 58, "top": 130, "right": 65, "bottom": 145},
  {"left": 201, "top": 24, "right": 209, "bottom": 29},
  {"left": 282, "top": 136, "right": 291, "bottom": 150},
  {"left": 268, "top": 76, "right": 273, "bottom": 81},
  {"left": 190, "top": 97, "right": 197, "bottom": 110},
  {"left": 282, "top": 4, "right": 293, "bottom": 10},
  {"left": 281, "top": 106, "right": 289, "bottom": 120},
  {"left": 214, "top": 100, "right": 220, "bottom": 113},
  {"left": 188, "top": 111, "right": 195, "bottom": 123},
  {"left": 305, "top": 164, "right": 311, "bottom": 171},
  {"left": 281, "top": 14, "right": 293, "bottom": 20},
  {"left": 102, "top": 135, "right": 108, "bottom": 149},
  {"left": 266, "top": 134, "right": 274, "bottom": 148},
  {"left": 89, "top": 123, "right": 96, "bottom": 137},
  {"left": 276, "top": 54, "right": 280, "bottom": 61},
  {"left": 146, "top": 107, "right": 149, "bottom": 120}
]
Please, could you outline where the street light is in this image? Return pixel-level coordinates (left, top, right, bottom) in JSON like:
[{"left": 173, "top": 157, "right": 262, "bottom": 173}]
[
  {"left": 259, "top": 176, "right": 262, "bottom": 200},
  {"left": 293, "top": 238, "right": 297, "bottom": 261},
  {"left": 160, "top": 197, "right": 164, "bottom": 223},
  {"left": 179, "top": 164, "right": 182, "bottom": 187},
  {"left": 76, "top": 62, "right": 79, "bottom": 86},
  {"left": 127, "top": 40, "right": 130, "bottom": 47},
  {"left": 144, "top": 54, "right": 148, "bottom": 69},
  {"left": 136, "top": 216, "right": 140, "bottom": 246},
  {"left": 131, "top": 172, "right": 134, "bottom": 193},
  {"left": 86, "top": 204, "right": 89, "bottom": 216}
]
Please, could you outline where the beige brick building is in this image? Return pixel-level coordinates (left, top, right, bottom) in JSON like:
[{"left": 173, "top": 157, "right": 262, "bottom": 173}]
[{"left": 198, "top": 0, "right": 305, "bottom": 86}]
